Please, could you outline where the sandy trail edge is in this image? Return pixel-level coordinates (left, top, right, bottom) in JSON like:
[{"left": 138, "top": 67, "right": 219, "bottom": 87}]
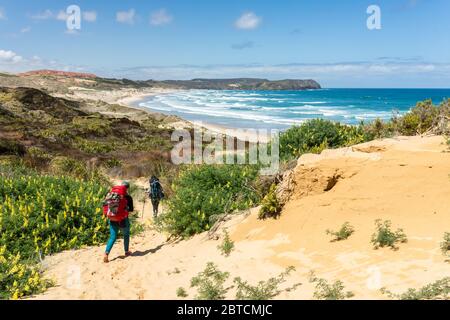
[{"left": 30, "top": 135, "right": 450, "bottom": 300}]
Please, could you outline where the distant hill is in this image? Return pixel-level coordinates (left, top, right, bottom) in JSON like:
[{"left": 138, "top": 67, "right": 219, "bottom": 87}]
[
  {"left": 7, "top": 70, "right": 321, "bottom": 91},
  {"left": 19, "top": 69, "right": 97, "bottom": 79},
  {"left": 163, "top": 78, "right": 321, "bottom": 90}
]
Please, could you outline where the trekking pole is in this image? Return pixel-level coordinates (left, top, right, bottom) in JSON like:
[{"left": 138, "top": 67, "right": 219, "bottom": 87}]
[{"left": 142, "top": 190, "right": 146, "bottom": 220}]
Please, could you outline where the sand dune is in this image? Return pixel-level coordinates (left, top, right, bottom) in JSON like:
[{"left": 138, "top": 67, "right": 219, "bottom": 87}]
[{"left": 32, "top": 135, "right": 450, "bottom": 300}]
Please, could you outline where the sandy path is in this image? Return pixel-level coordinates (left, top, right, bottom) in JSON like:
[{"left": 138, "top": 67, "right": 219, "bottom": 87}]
[{"left": 31, "top": 135, "right": 450, "bottom": 300}]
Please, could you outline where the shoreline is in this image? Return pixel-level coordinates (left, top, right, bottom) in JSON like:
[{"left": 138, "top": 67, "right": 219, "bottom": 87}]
[{"left": 117, "top": 88, "right": 271, "bottom": 143}]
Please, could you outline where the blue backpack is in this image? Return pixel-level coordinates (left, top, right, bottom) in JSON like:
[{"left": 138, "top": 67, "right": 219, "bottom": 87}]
[{"left": 150, "top": 179, "right": 164, "bottom": 200}]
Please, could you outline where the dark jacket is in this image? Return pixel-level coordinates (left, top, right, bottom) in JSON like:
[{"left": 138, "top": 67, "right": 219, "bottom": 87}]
[
  {"left": 149, "top": 177, "right": 164, "bottom": 200},
  {"left": 125, "top": 194, "right": 134, "bottom": 212}
]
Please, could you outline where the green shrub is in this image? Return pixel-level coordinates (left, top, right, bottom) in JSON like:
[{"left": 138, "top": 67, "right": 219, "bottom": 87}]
[
  {"left": 0, "top": 248, "right": 53, "bottom": 300},
  {"left": 381, "top": 277, "right": 450, "bottom": 300},
  {"left": 279, "top": 119, "right": 366, "bottom": 160},
  {"left": 190, "top": 262, "right": 230, "bottom": 300},
  {"left": 0, "top": 165, "right": 109, "bottom": 299},
  {"left": 73, "top": 138, "right": 116, "bottom": 154},
  {"left": 309, "top": 272, "right": 354, "bottom": 300},
  {"left": 126, "top": 136, "right": 172, "bottom": 152},
  {"left": 49, "top": 156, "right": 108, "bottom": 183},
  {"left": 277, "top": 99, "right": 445, "bottom": 159},
  {"left": 362, "top": 118, "right": 397, "bottom": 140},
  {"left": 24, "top": 147, "right": 52, "bottom": 169},
  {"left": 326, "top": 222, "right": 355, "bottom": 242},
  {"left": 258, "top": 184, "right": 282, "bottom": 220},
  {"left": 71, "top": 116, "right": 113, "bottom": 137},
  {"left": 104, "top": 158, "right": 123, "bottom": 169},
  {"left": 398, "top": 100, "right": 439, "bottom": 135},
  {"left": 234, "top": 266, "right": 296, "bottom": 300},
  {"left": 0, "top": 139, "right": 26, "bottom": 156},
  {"left": 441, "top": 233, "right": 450, "bottom": 257},
  {"left": 217, "top": 231, "right": 235, "bottom": 257},
  {"left": 37, "top": 127, "right": 73, "bottom": 143},
  {"left": 371, "top": 219, "right": 407, "bottom": 250},
  {"left": 176, "top": 287, "right": 188, "bottom": 298},
  {"left": 156, "top": 165, "right": 261, "bottom": 237}
]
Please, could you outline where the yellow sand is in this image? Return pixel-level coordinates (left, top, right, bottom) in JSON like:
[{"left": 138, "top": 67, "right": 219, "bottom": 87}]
[{"left": 31, "top": 135, "right": 450, "bottom": 300}]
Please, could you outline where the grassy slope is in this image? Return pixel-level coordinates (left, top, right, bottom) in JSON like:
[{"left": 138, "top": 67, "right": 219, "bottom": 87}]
[{"left": 0, "top": 86, "right": 176, "bottom": 179}]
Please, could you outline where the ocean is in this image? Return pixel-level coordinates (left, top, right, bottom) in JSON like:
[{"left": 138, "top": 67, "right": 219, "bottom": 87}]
[{"left": 139, "top": 88, "right": 450, "bottom": 130}]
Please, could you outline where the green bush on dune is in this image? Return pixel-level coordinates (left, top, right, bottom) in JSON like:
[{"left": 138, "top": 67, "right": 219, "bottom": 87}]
[
  {"left": 190, "top": 262, "right": 230, "bottom": 300},
  {"left": 279, "top": 99, "right": 450, "bottom": 160},
  {"left": 258, "top": 184, "right": 282, "bottom": 220},
  {"left": 381, "top": 277, "right": 450, "bottom": 300},
  {"left": 371, "top": 219, "right": 408, "bottom": 250},
  {"left": 279, "top": 119, "right": 366, "bottom": 160},
  {"left": 156, "top": 164, "right": 261, "bottom": 237},
  {"left": 0, "top": 164, "right": 110, "bottom": 299}
]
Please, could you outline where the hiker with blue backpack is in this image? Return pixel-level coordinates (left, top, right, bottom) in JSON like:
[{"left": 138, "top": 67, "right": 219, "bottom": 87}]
[
  {"left": 149, "top": 176, "right": 164, "bottom": 219},
  {"left": 102, "top": 181, "right": 134, "bottom": 263}
]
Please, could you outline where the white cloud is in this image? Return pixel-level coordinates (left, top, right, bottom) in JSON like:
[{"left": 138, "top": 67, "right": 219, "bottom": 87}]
[
  {"left": 56, "top": 10, "right": 68, "bottom": 21},
  {"left": 0, "top": 8, "right": 6, "bottom": 20},
  {"left": 31, "top": 9, "right": 54, "bottom": 20},
  {"left": 116, "top": 9, "right": 135, "bottom": 24},
  {"left": 83, "top": 11, "right": 97, "bottom": 22},
  {"left": 0, "top": 49, "right": 90, "bottom": 74},
  {"left": 150, "top": 9, "right": 172, "bottom": 26},
  {"left": 30, "top": 9, "right": 96, "bottom": 25},
  {"left": 21, "top": 27, "right": 31, "bottom": 33},
  {"left": 0, "top": 50, "right": 23, "bottom": 64},
  {"left": 235, "top": 12, "right": 262, "bottom": 30}
]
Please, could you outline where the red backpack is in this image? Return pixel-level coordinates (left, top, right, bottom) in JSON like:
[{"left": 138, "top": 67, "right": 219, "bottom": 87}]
[{"left": 103, "top": 185, "right": 128, "bottom": 222}]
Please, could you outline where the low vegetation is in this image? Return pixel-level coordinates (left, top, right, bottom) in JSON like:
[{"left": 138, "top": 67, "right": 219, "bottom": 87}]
[
  {"left": 176, "top": 287, "right": 188, "bottom": 298},
  {"left": 0, "top": 87, "right": 176, "bottom": 181},
  {"left": 371, "top": 219, "right": 408, "bottom": 250},
  {"left": 234, "top": 266, "right": 296, "bottom": 300},
  {"left": 279, "top": 99, "right": 450, "bottom": 160},
  {"left": 156, "top": 165, "right": 263, "bottom": 238},
  {"left": 279, "top": 119, "right": 366, "bottom": 160},
  {"left": 326, "top": 222, "right": 355, "bottom": 242},
  {"left": 441, "top": 233, "right": 450, "bottom": 257},
  {"left": 217, "top": 231, "right": 235, "bottom": 257},
  {"left": 190, "top": 262, "right": 230, "bottom": 300},
  {"left": 309, "top": 272, "right": 354, "bottom": 300},
  {"left": 186, "top": 263, "right": 298, "bottom": 300},
  {"left": 381, "top": 277, "right": 450, "bottom": 300},
  {"left": 0, "top": 164, "right": 110, "bottom": 299},
  {"left": 258, "top": 184, "right": 282, "bottom": 219}
]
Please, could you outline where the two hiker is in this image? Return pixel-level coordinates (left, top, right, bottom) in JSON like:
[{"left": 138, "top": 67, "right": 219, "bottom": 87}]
[{"left": 101, "top": 177, "right": 164, "bottom": 262}]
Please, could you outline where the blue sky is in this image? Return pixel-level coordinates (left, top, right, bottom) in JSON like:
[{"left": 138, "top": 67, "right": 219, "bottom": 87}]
[{"left": 0, "top": 0, "right": 449, "bottom": 87}]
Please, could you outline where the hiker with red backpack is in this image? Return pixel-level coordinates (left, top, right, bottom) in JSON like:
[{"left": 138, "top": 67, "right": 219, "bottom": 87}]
[{"left": 102, "top": 181, "right": 134, "bottom": 263}]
